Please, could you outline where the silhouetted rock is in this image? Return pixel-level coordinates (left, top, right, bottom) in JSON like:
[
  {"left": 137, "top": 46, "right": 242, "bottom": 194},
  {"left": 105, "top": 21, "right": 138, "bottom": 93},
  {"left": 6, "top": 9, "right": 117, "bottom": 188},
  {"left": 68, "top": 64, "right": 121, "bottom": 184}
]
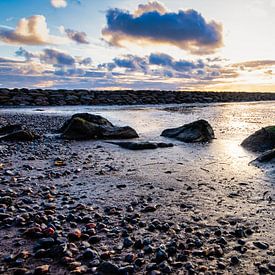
[
  {"left": 161, "top": 119, "right": 215, "bottom": 143},
  {"left": 59, "top": 113, "right": 113, "bottom": 133},
  {"left": 0, "top": 124, "right": 22, "bottom": 135},
  {"left": 253, "top": 149, "right": 275, "bottom": 163},
  {"left": 241, "top": 126, "right": 275, "bottom": 152},
  {"left": 109, "top": 141, "right": 174, "bottom": 150},
  {"left": 0, "top": 124, "right": 39, "bottom": 142},
  {"left": 60, "top": 113, "right": 138, "bottom": 140}
]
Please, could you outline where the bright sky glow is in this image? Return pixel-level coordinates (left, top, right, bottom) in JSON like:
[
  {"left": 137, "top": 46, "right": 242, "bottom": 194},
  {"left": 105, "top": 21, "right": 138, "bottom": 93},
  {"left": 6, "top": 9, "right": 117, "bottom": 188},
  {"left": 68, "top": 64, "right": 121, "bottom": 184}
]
[{"left": 0, "top": 0, "right": 274, "bottom": 91}]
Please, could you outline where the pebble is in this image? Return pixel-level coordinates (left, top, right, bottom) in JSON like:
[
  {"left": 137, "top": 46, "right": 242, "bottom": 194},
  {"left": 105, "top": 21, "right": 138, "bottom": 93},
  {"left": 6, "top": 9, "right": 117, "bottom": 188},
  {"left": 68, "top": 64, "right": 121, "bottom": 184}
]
[
  {"left": 253, "top": 241, "right": 269, "bottom": 250},
  {"left": 34, "top": 265, "right": 49, "bottom": 274}
]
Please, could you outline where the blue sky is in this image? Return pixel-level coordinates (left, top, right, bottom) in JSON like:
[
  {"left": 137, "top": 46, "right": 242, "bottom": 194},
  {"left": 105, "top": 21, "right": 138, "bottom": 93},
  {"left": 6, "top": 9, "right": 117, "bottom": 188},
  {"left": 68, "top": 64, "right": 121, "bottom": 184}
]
[{"left": 0, "top": 0, "right": 274, "bottom": 91}]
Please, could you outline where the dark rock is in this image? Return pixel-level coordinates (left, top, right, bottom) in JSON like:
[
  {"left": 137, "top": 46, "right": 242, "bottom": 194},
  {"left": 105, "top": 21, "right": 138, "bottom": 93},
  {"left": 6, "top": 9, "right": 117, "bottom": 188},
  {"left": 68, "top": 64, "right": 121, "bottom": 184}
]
[
  {"left": 161, "top": 119, "right": 215, "bottom": 143},
  {"left": 241, "top": 126, "right": 275, "bottom": 152},
  {"left": 268, "top": 263, "right": 275, "bottom": 272},
  {"left": 253, "top": 148, "right": 275, "bottom": 163},
  {"left": 0, "top": 124, "right": 22, "bottom": 135},
  {"left": 155, "top": 248, "right": 168, "bottom": 263},
  {"left": 123, "top": 237, "right": 134, "bottom": 248},
  {"left": 142, "top": 205, "right": 157, "bottom": 213},
  {"left": 33, "top": 265, "right": 49, "bottom": 274},
  {"left": 97, "top": 261, "right": 120, "bottom": 275},
  {"left": 82, "top": 248, "right": 98, "bottom": 260},
  {"left": 60, "top": 113, "right": 138, "bottom": 140},
  {"left": 0, "top": 130, "right": 38, "bottom": 142},
  {"left": 230, "top": 256, "right": 240, "bottom": 265},
  {"left": 253, "top": 241, "right": 269, "bottom": 250},
  {"left": 109, "top": 141, "right": 173, "bottom": 150},
  {"left": 13, "top": 268, "right": 29, "bottom": 275}
]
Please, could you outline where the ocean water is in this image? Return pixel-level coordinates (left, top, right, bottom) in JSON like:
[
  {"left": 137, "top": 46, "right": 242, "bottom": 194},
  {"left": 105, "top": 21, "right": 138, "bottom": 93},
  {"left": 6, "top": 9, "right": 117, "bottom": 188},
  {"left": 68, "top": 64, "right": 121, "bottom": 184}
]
[{"left": 0, "top": 101, "right": 274, "bottom": 183}]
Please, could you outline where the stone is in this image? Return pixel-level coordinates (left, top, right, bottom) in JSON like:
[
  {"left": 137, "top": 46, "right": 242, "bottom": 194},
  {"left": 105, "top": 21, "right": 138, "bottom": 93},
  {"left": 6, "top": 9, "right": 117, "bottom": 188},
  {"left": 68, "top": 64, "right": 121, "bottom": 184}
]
[
  {"left": 161, "top": 119, "right": 215, "bottom": 143},
  {"left": 253, "top": 241, "right": 269, "bottom": 250},
  {"left": 109, "top": 141, "right": 173, "bottom": 150},
  {"left": 97, "top": 261, "right": 120, "bottom": 274},
  {"left": 0, "top": 124, "right": 22, "bottom": 135},
  {"left": 34, "top": 265, "right": 49, "bottom": 274},
  {"left": 253, "top": 148, "right": 275, "bottom": 162},
  {"left": 59, "top": 113, "right": 138, "bottom": 140},
  {"left": 230, "top": 256, "right": 240, "bottom": 265},
  {"left": 241, "top": 126, "right": 275, "bottom": 152},
  {"left": 0, "top": 130, "right": 38, "bottom": 142}
]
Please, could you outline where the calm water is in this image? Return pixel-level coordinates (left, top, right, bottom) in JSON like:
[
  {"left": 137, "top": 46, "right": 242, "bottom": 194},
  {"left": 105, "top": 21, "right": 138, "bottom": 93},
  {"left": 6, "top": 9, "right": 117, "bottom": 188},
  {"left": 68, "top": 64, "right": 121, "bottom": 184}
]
[{"left": 0, "top": 101, "right": 274, "bottom": 183}]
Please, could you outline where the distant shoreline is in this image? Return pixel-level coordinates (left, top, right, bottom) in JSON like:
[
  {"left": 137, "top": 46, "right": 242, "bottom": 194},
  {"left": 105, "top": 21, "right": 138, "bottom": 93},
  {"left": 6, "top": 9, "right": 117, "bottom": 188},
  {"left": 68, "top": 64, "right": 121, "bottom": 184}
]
[{"left": 1, "top": 89, "right": 275, "bottom": 107}]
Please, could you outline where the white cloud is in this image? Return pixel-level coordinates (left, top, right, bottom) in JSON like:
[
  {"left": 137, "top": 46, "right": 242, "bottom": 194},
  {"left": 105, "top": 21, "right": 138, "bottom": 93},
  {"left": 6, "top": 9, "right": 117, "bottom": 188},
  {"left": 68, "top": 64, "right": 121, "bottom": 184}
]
[
  {"left": 51, "top": 0, "right": 67, "bottom": 8},
  {"left": 134, "top": 1, "right": 167, "bottom": 17},
  {"left": 0, "top": 15, "right": 66, "bottom": 45}
]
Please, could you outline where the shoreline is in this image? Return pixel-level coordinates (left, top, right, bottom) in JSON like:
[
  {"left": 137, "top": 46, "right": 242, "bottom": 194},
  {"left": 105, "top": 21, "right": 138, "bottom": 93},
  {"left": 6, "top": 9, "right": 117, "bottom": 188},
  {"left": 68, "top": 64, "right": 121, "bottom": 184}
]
[
  {"left": 0, "top": 104, "right": 274, "bottom": 274},
  {"left": 1, "top": 89, "right": 275, "bottom": 107}
]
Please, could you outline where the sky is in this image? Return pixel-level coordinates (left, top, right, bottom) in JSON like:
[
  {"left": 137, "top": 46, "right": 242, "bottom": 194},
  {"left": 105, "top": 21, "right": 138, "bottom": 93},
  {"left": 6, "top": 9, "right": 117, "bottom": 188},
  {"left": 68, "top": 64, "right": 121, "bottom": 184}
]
[{"left": 0, "top": 0, "right": 274, "bottom": 91}]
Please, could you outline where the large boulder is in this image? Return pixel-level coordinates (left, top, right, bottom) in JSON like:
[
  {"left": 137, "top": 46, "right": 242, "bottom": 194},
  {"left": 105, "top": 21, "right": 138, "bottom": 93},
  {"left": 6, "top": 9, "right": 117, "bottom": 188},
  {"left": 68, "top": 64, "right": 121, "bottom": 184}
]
[
  {"left": 241, "top": 126, "right": 275, "bottom": 152},
  {"left": 0, "top": 124, "right": 39, "bottom": 142},
  {"left": 60, "top": 113, "right": 138, "bottom": 140},
  {"left": 161, "top": 119, "right": 215, "bottom": 143},
  {"left": 109, "top": 141, "right": 174, "bottom": 150}
]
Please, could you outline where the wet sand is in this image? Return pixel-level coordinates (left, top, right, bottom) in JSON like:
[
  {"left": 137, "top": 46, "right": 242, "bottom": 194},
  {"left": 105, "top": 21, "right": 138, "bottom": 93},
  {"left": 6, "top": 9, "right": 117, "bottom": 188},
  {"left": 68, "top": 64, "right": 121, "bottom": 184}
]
[{"left": 0, "top": 102, "right": 274, "bottom": 274}]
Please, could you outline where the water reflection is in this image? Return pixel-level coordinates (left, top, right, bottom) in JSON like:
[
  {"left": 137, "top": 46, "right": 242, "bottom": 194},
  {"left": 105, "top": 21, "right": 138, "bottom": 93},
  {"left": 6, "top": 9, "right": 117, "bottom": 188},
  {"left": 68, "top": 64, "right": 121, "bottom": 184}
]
[{"left": 0, "top": 101, "right": 274, "bottom": 182}]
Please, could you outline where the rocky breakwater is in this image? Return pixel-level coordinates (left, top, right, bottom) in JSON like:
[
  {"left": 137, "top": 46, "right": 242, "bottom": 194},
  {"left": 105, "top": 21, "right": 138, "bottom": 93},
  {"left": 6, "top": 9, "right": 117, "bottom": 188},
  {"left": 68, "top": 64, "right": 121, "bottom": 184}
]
[{"left": 1, "top": 88, "right": 275, "bottom": 106}]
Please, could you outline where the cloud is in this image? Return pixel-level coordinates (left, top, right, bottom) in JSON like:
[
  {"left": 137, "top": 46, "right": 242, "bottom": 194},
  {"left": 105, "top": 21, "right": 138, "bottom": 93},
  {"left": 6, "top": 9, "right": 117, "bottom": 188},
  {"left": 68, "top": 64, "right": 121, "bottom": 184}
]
[
  {"left": 79, "top": 57, "right": 92, "bottom": 66},
  {"left": 65, "top": 28, "right": 89, "bottom": 44},
  {"left": 40, "top": 48, "right": 75, "bottom": 67},
  {"left": 149, "top": 53, "right": 204, "bottom": 71},
  {"left": 232, "top": 60, "right": 275, "bottom": 70},
  {"left": 0, "top": 15, "right": 63, "bottom": 45},
  {"left": 134, "top": 1, "right": 167, "bottom": 17},
  {"left": 15, "top": 47, "right": 35, "bottom": 61},
  {"left": 51, "top": 0, "right": 67, "bottom": 8},
  {"left": 102, "top": 3, "right": 223, "bottom": 54}
]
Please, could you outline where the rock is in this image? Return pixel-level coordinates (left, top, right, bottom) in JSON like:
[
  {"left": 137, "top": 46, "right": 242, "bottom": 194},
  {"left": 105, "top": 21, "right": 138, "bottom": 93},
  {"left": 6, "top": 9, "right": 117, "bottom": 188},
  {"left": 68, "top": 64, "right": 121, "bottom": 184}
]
[
  {"left": 161, "top": 119, "right": 215, "bottom": 143},
  {"left": 59, "top": 113, "right": 138, "bottom": 140},
  {"left": 253, "top": 241, "right": 269, "bottom": 250},
  {"left": 142, "top": 205, "right": 157, "bottom": 213},
  {"left": 123, "top": 237, "right": 134, "bottom": 248},
  {"left": 253, "top": 148, "right": 275, "bottom": 162},
  {"left": 241, "top": 126, "right": 275, "bottom": 152},
  {"left": 59, "top": 113, "right": 113, "bottom": 132},
  {"left": 0, "top": 124, "right": 22, "bottom": 135},
  {"left": 13, "top": 268, "right": 29, "bottom": 275},
  {"left": 230, "top": 256, "right": 240, "bottom": 265},
  {"left": 97, "top": 261, "right": 120, "bottom": 274},
  {"left": 109, "top": 141, "right": 173, "bottom": 150},
  {"left": 268, "top": 263, "right": 275, "bottom": 272},
  {"left": 34, "top": 265, "right": 49, "bottom": 274},
  {"left": 82, "top": 248, "right": 98, "bottom": 260},
  {"left": 0, "top": 130, "right": 38, "bottom": 142},
  {"left": 155, "top": 248, "right": 168, "bottom": 263},
  {"left": 68, "top": 229, "right": 82, "bottom": 242}
]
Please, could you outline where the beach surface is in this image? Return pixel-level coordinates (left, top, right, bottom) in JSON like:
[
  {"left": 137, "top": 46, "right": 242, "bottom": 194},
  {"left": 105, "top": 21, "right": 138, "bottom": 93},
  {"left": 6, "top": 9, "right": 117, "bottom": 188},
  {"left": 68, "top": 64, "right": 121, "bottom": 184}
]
[{"left": 0, "top": 101, "right": 274, "bottom": 274}]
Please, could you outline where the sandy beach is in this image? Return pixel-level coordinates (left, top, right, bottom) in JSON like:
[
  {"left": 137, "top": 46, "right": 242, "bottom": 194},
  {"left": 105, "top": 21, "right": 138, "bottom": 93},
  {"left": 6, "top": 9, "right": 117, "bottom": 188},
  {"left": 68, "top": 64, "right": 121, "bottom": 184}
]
[{"left": 0, "top": 101, "right": 274, "bottom": 274}]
